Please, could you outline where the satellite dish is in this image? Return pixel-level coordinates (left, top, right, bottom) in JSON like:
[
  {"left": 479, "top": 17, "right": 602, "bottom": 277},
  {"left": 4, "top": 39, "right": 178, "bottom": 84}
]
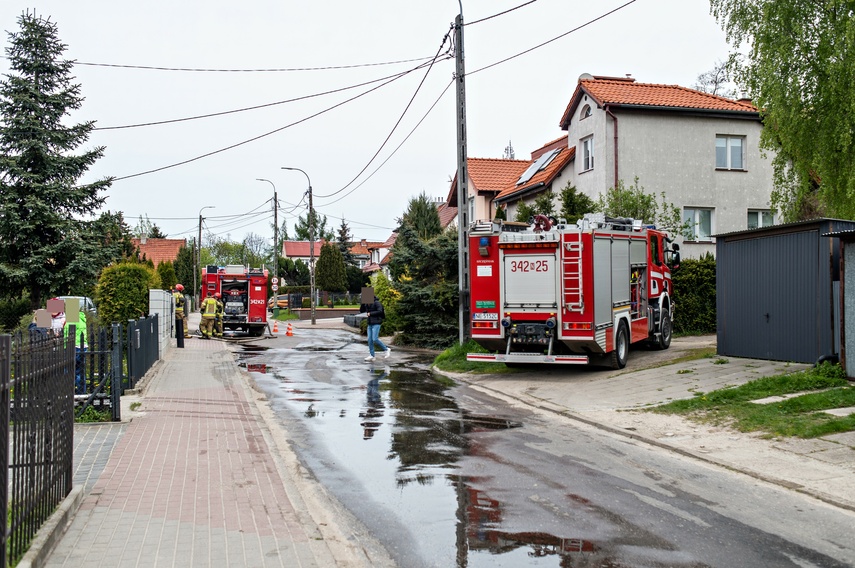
[{"left": 578, "top": 73, "right": 594, "bottom": 82}]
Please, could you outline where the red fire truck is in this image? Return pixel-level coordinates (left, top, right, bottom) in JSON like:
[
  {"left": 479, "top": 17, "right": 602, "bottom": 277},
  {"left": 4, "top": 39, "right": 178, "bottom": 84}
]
[
  {"left": 200, "top": 265, "right": 269, "bottom": 337},
  {"left": 466, "top": 213, "right": 680, "bottom": 368}
]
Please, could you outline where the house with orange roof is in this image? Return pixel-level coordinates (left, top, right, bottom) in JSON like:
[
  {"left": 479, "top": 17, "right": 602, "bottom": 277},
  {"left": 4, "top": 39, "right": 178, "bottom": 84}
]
[
  {"left": 361, "top": 233, "right": 397, "bottom": 277},
  {"left": 131, "top": 237, "right": 187, "bottom": 267},
  {"left": 281, "top": 240, "right": 326, "bottom": 266},
  {"left": 446, "top": 156, "right": 532, "bottom": 224},
  {"left": 349, "top": 239, "right": 386, "bottom": 269},
  {"left": 558, "top": 73, "right": 775, "bottom": 256}
]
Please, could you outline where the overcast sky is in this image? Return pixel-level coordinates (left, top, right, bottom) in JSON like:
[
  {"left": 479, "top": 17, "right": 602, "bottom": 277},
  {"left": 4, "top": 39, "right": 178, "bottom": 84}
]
[{"left": 1, "top": 0, "right": 732, "bottom": 246}]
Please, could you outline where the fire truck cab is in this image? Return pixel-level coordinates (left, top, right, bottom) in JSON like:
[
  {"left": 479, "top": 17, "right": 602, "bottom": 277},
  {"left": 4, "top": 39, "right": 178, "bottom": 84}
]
[
  {"left": 467, "top": 213, "right": 680, "bottom": 368},
  {"left": 201, "top": 265, "right": 269, "bottom": 337}
]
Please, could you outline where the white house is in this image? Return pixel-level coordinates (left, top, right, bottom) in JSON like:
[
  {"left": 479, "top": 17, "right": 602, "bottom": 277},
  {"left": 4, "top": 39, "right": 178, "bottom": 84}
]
[{"left": 558, "top": 73, "right": 775, "bottom": 257}]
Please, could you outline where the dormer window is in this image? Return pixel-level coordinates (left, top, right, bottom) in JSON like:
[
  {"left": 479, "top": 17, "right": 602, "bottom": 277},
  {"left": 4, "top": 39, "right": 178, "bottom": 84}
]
[{"left": 581, "top": 104, "right": 592, "bottom": 119}]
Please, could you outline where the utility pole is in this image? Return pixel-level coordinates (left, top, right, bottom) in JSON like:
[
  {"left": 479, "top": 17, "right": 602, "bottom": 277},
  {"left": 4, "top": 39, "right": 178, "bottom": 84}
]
[
  {"left": 282, "top": 167, "right": 316, "bottom": 325},
  {"left": 197, "top": 206, "right": 215, "bottom": 303},
  {"left": 256, "top": 178, "right": 278, "bottom": 277},
  {"left": 455, "top": 3, "right": 471, "bottom": 345}
]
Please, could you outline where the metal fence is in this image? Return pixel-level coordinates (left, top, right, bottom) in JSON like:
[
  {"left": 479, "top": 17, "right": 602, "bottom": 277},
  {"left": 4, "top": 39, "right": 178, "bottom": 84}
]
[
  {"left": 127, "top": 314, "right": 159, "bottom": 390},
  {"left": 74, "top": 323, "right": 123, "bottom": 422},
  {"left": 0, "top": 313, "right": 163, "bottom": 565},
  {"left": 0, "top": 331, "right": 76, "bottom": 566}
]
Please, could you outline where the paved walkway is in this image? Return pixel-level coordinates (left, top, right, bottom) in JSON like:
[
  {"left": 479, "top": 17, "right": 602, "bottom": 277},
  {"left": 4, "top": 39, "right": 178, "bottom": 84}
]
[{"left": 44, "top": 317, "right": 390, "bottom": 568}]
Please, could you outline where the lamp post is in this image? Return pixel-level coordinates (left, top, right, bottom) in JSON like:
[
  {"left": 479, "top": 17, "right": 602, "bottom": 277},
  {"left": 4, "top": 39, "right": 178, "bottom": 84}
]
[
  {"left": 196, "top": 205, "right": 215, "bottom": 303},
  {"left": 256, "top": 179, "right": 279, "bottom": 278},
  {"left": 281, "top": 166, "right": 315, "bottom": 325}
]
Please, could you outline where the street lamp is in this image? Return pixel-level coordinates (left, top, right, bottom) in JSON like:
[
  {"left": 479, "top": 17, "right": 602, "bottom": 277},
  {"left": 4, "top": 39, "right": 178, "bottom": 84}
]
[
  {"left": 196, "top": 205, "right": 215, "bottom": 303},
  {"left": 281, "top": 166, "right": 315, "bottom": 325},
  {"left": 255, "top": 179, "right": 279, "bottom": 277}
]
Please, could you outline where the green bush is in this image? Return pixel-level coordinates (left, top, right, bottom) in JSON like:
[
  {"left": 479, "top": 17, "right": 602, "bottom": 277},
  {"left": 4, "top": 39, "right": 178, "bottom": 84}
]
[
  {"left": 671, "top": 253, "right": 716, "bottom": 334},
  {"left": 95, "top": 262, "right": 159, "bottom": 328}
]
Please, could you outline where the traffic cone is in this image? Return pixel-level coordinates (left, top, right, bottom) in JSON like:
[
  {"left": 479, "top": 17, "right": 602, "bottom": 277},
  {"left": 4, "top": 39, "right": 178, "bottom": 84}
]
[
  {"left": 272, "top": 320, "right": 279, "bottom": 333},
  {"left": 286, "top": 323, "right": 294, "bottom": 337}
]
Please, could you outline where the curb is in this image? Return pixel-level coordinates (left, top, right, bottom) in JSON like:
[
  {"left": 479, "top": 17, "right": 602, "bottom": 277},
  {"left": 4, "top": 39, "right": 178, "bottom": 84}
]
[
  {"left": 16, "top": 485, "right": 83, "bottom": 568},
  {"left": 440, "top": 369, "right": 855, "bottom": 515}
]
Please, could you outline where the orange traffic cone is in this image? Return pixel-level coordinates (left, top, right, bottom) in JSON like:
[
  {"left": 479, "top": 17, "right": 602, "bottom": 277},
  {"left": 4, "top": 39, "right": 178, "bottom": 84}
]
[
  {"left": 272, "top": 320, "right": 279, "bottom": 333},
  {"left": 286, "top": 323, "right": 294, "bottom": 337}
]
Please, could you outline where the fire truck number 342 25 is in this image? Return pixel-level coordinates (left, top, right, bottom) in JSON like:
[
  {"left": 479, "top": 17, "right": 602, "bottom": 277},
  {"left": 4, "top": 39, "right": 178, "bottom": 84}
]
[{"left": 510, "top": 259, "right": 549, "bottom": 273}]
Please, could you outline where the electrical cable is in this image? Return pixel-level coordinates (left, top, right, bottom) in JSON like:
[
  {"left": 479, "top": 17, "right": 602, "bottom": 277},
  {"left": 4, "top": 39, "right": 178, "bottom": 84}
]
[
  {"left": 314, "top": 27, "right": 453, "bottom": 199},
  {"left": 317, "top": 78, "right": 453, "bottom": 209},
  {"left": 70, "top": 55, "right": 436, "bottom": 73},
  {"left": 467, "top": 0, "right": 637, "bottom": 77},
  {"left": 112, "top": 58, "right": 445, "bottom": 181},
  {"left": 94, "top": 61, "right": 437, "bottom": 130},
  {"left": 464, "top": 0, "right": 540, "bottom": 26}
]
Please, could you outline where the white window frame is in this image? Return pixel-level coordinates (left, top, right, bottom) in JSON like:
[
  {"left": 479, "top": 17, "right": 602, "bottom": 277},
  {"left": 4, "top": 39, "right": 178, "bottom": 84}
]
[
  {"left": 684, "top": 207, "right": 714, "bottom": 242},
  {"left": 581, "top": 136, "right": 594, "bottom": 172},
  {"left": 581, "top": 104, "right": 592, "bottom": 119},
  {"left": 716, "top": 135, "right": 745, "bottom": 170},
  {"left": 747, "top": 209, "right": 774, "bottom": 229}
]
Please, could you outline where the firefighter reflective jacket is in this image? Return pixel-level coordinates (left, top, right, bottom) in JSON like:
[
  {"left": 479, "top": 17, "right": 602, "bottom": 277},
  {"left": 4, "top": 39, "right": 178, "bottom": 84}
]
[{"left": 201, "top": 296, "right": 218, "bottom": 318}]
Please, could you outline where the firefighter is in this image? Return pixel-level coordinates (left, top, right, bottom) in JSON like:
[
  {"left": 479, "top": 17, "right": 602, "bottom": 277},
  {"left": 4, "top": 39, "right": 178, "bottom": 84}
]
[
  {"left": 214, "top": 292, "right": 224, "bottom": 338},
  {"left": 173, "top": 284, "right": 190, "bottom": 338},
  {"left": 200, "top": 291, "right": 218, "bottom": 339}
]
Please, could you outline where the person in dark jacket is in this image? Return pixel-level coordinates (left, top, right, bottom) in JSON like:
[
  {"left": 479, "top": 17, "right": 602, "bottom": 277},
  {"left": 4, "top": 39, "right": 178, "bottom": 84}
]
[{"left": 360, "top": 297, "right": 391, "bottom": 361}]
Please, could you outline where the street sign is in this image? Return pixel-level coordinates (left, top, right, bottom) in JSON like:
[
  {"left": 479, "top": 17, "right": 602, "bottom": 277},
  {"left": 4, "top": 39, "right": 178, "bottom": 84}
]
[{"left": 271, "top": 284, "right": 279, "bottom": 291}]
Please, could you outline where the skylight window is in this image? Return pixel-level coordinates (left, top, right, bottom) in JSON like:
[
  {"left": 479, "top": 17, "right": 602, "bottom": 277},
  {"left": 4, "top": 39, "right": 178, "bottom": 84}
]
[{"left": 516, "top": 148, "right": 561, "bottom": 185}]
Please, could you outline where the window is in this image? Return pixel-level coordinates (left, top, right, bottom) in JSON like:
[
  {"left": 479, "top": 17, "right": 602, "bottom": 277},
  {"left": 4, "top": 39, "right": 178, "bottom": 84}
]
[
  {"left": 581, "top": 104, "right": 592, "bottom": 119},
  {"left": 684, "top": 208, "right": 713, "bottom": 241},
  {"left": 747, "top": 210, "right": 774, "bottom": 229},
  {"left": 716, "top": 135, "right": 744, "bottom": 170},
  {"left": 581, "top": 137, "right": 593, "bottom": 171}
]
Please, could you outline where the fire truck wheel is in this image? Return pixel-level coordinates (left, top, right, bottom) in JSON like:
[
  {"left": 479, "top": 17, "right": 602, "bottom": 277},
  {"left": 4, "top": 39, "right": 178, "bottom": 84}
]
[
  {"left": 609, "top": 321, "right": 629, "bottom": 369},
  {"left": 657, "top": 313, "right": 673, "bottom": 350}
]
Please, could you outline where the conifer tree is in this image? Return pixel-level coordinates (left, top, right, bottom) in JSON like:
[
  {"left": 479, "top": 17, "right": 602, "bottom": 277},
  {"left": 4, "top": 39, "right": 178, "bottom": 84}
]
[{"left": 0, "top": 12, "right": 113, "bottom": 307}]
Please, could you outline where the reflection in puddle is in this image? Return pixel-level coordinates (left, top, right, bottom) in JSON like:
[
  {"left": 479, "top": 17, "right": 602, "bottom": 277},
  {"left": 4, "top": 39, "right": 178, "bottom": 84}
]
[{"left": 243, "top": 354, "right": 652, "bottom": 567}]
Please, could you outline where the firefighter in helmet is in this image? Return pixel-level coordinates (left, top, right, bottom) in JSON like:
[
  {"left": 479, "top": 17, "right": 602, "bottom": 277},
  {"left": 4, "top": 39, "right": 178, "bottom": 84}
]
[
  {"left": 214, "top": 292, "right": 224, "bottom": 338},
  {"left": 200, "top": 291, "right": 218, "bottom": 339},
  {"left": 173, "top": 284, "right": 190, "bottom": 338}
]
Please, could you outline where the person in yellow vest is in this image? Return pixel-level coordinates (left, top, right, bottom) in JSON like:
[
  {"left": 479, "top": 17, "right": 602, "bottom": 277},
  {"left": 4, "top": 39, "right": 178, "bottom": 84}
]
[
  {"left": 214, "top": 292, "right": 224, "bottom": 338},
  {"left": 63, "top": 308, "right": 87, "bottom": 393},
  {"left": 173, "top": 284, "right": 190, "bottom": 338},
  {"left": 200, "top": 291, "right": 218, "bottom": 339}
]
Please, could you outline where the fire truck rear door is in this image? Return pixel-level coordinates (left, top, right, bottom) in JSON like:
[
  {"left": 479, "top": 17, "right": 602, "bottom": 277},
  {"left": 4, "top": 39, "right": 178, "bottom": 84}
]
[{"left": 503, "top": 254, "right": 558, "bottom": 308}]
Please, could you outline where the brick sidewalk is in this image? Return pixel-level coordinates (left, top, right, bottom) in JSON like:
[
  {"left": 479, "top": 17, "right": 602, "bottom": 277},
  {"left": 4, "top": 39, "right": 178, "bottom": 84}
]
[{"left": 45, "top": 337, "right": 350, "bottom": 567}]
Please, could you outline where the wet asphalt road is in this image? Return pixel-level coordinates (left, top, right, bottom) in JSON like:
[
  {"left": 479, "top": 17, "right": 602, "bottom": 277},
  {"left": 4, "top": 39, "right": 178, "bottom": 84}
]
[{"left": 235, "top": 327, "right": 855, "bottom": 568}]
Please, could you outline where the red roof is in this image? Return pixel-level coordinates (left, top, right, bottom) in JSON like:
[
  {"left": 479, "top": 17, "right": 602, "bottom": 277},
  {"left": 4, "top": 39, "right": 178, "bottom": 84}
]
[
  {"left": 437, "top": 202, "right": 458, "bottom": 228},
  {"left": 131, "top": 238, "right": 186, "bottom": 266},
  {"left": 560, "top": 76, "right": 758, "bottom": 129},
  {"left": 281, "top": 240, "right": 327, "bottom": 258},
  {"left": 350, "top": 239, "right": 385, "bottom": 257},
  {"left": 495, "top": 146, "right": 575, "bottom": 201},
  {"left": 447, "top": 158, "right": 531, "bottom": 207}
]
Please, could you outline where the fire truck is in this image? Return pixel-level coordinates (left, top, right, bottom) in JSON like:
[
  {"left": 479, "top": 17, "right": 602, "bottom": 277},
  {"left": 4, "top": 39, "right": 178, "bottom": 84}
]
[
  {"left": 466, "top": 213, "right": 680, "bottom": 368},
  {"left": 200, "top": 265, "right": 269, "bottom": 337}
]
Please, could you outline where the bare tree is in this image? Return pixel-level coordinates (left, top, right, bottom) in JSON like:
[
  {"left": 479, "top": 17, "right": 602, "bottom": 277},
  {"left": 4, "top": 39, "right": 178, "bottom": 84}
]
[{"left": 693, "top": 60, "right": 738, "bottom": 98}]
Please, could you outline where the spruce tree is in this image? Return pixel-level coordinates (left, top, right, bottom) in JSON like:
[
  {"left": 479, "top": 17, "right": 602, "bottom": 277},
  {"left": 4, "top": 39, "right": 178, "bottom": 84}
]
[
  {"left": 337, "top": 217, "right": 355, "bottom": 265},
  {"left": 0, "top": 12, "right": 112, "bottom": 308}
]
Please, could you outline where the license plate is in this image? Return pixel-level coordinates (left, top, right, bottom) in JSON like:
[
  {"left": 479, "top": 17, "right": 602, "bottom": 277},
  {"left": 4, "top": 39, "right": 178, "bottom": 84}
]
[{"left": 473, "top": 313, "right": 498, "bottom": 320}]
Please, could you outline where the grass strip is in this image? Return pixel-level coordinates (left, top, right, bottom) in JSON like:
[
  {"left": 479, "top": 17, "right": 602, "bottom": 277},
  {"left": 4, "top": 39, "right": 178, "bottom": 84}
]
[{"left": 649, "top": 363, "right": 854, "bottom": 439}]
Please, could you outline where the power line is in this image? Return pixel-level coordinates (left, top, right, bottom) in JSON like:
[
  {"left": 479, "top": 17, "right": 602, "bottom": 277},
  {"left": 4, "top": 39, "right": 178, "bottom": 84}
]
[
  {"left": 465, "top": 0, "right": 540, "bottom": 26},
  {"left": 112, "top": 59, "right": 445, "bottom": 181},
  {"left": 314, "top": 27, "right": 453, "bottom": 199},
  {"left": 318, "top": 79, "right": 454, "bottom": 209},
  {"left": 70, "top": 55, "right": 436, "bottom": 73},
  {"left": 468, "top": 0, "right": 637, "bottom": 77},
  {"left": 94, "top": 61, "right": 437, "bottom": 130}
]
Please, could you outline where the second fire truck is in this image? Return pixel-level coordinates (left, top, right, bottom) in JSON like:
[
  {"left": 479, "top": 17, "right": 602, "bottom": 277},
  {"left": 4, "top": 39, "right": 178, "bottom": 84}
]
[
  {"left": 200, "top": 265, "right": 269, "bottom": 337},
  {"left": 467, "top": 213, "right": 680, "bottom": 368}
]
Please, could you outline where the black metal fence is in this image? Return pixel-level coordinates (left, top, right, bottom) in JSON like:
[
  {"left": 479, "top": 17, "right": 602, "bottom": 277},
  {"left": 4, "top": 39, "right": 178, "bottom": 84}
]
[
  {"left": 0, "top": 331, "right": 75, "bottom": 566},
  {"left": 127, "top": 314, "right": 159, "bottom": 390},
  {"left": 0, "top": 314, "right": 163, "bottom": 564}
]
